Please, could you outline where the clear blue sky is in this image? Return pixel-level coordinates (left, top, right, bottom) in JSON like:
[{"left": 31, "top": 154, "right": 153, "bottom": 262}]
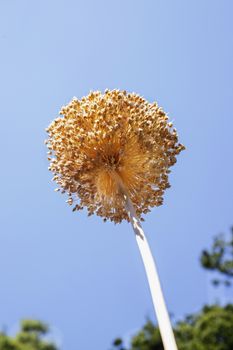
[{"left": 0, "top": 1, "right": 232, "bottom": 349}]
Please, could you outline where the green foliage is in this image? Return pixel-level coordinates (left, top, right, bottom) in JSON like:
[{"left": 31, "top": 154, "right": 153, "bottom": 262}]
[
  {"left": 130, "top": 320, "right": 162, "bottom": 350},
  {"left": 113, "top": 338, "right": 126, "bottom": 350},
  {"left": 0, "top": 320, "right": 58, "bottom": 350},
  {"left": 200, "top": 227, "right": 233, "bottom": 287},
  {"left": 176, "top": 304, "right": 233, "bottom": 350},
  {"left": 113, "top": 305, "right": 233, "bottom": 350},
  {"left": 20, "top": 320, "right": 48, "bottom": 335}
]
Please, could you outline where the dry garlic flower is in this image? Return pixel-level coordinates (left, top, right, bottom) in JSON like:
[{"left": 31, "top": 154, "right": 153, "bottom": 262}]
[{"left": 46, "top": 90, "right": 184, "bottom": 223}]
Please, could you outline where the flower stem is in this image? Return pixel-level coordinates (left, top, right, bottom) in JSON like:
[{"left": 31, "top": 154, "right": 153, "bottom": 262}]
[{"left": 124, "top": 195, "right": 178, "bottom": 350}]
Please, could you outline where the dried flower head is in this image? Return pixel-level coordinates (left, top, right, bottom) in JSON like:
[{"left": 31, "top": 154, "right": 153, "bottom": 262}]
[{"left": 46, "top": 90, "right": 184, "bottom": 223}]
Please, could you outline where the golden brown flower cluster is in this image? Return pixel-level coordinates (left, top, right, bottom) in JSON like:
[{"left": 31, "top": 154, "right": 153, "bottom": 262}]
[{"left": 46, "top": 90, "right": 184, "bottom": 223}]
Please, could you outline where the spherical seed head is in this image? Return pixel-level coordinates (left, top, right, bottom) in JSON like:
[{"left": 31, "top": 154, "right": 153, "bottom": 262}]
[{"left": 46, "top": 90, "right": 185, "bottom": 223}]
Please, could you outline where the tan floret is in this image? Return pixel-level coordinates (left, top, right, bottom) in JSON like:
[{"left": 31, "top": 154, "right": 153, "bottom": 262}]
[{"left": 46, "top": 90, "right": 184, "bottom": 223}]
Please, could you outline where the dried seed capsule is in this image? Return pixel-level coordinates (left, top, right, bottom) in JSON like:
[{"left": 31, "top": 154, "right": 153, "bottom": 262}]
[{"left": 46, "top": 90, "right": 184, "bottom": 223}]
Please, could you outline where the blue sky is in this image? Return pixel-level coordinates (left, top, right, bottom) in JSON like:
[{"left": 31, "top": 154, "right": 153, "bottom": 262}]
[{"left": 0, "top": 0, "right": 232, "bottom": 349}]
